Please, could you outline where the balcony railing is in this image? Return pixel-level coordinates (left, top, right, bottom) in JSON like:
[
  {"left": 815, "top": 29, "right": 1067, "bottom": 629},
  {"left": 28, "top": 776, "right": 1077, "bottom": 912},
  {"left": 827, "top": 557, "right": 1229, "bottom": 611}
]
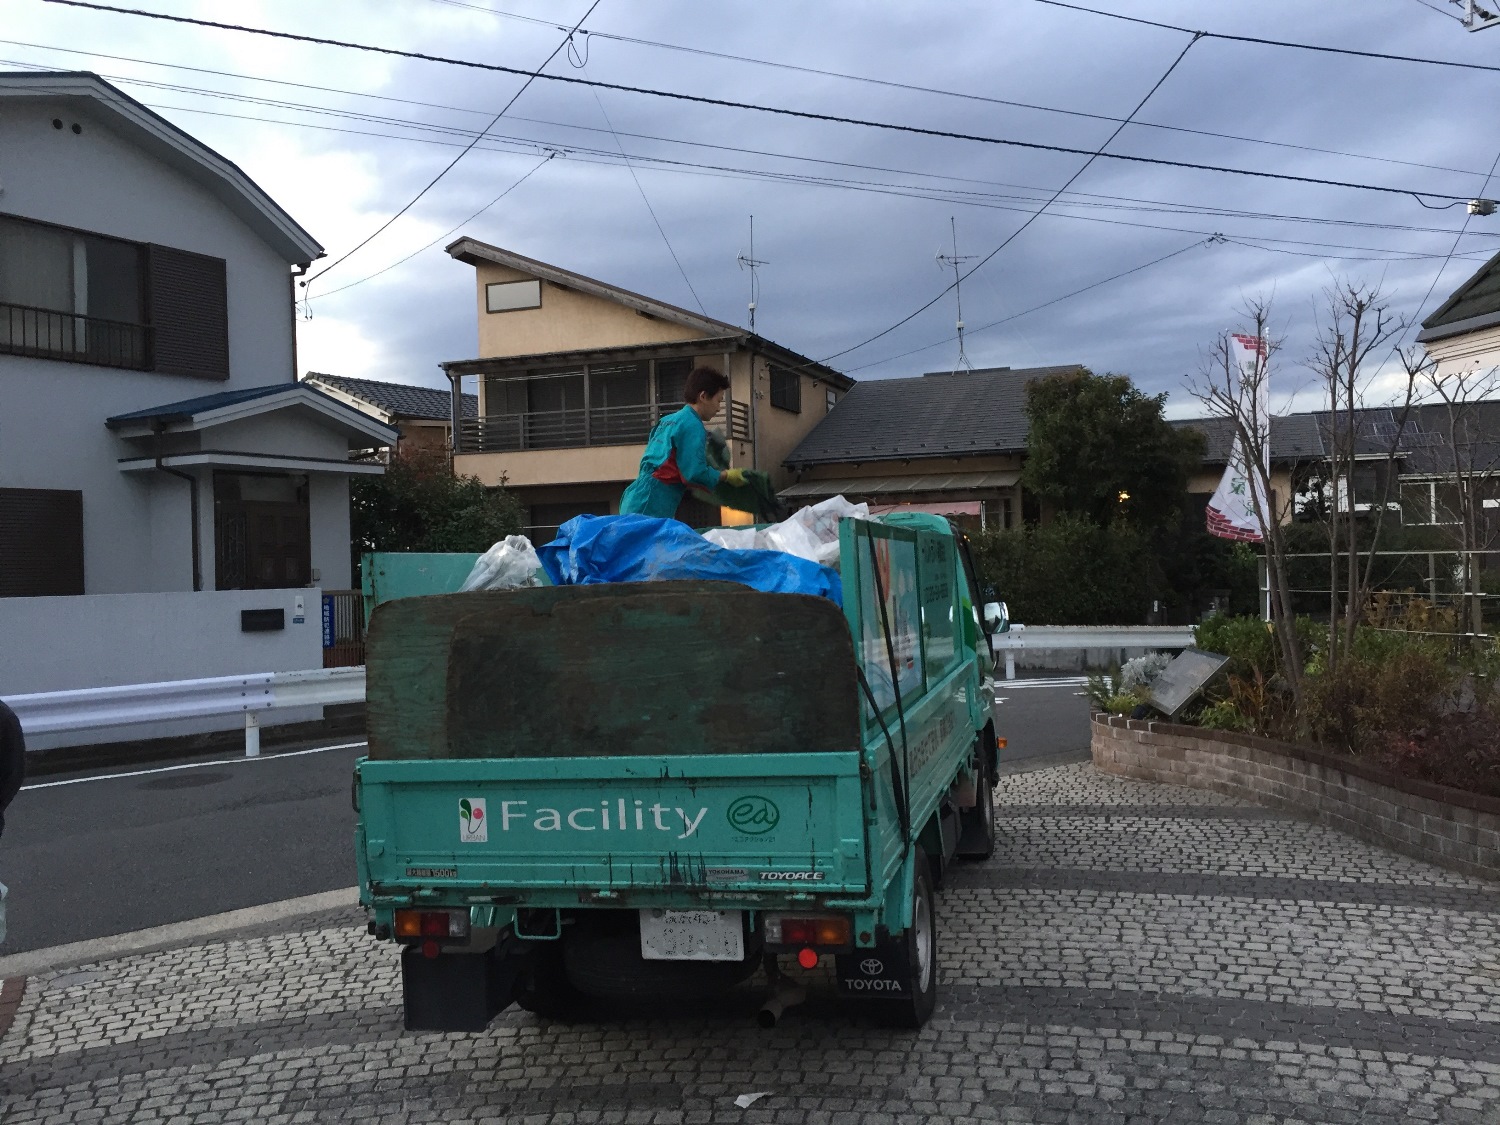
[
  {"left": 459, "top": 399, "right": 752, "bottom": 454},
  {"left": 0, "top": 301, "right": 151, "bottom": 370}
]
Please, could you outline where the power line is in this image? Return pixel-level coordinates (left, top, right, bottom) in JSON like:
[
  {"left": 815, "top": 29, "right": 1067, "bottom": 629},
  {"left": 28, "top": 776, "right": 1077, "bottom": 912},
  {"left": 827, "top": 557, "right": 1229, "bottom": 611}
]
[
  {"left": 302, "top": 0, "right": 600, "bottom": 290},
  {"left": 309, "top": 152, "right": 555, "bottom": 301},
  {"left": 419, "top": 0, "right": 1484, "bottom": 182},
  {"left": 1025, "top": 0, "right": 1500, "bottom": 75},
  {"left": 38, "top": 2, "right": 1475, "bottom": 205},
  {"left": 846, "top": 237, "right": 1219, "bottom": 372},
  {"left": 818, "top": 33, "right": 1203, "bottom": 364},
  {"left": 71, "top": 91, "right": 1496, "bottom": 266},
  {"left": 9, "top": 41, "right": 1494, "bottom": 247},
  {"left": 583, "top": 61, "right": 705, "bottom": 314}
]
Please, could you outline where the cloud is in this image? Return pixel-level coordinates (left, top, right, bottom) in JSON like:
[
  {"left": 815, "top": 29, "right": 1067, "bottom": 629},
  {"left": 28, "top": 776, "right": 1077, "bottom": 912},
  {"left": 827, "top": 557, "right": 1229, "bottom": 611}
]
[{"left": 8, "top": 0, "right": 1500, "bottom": 416}]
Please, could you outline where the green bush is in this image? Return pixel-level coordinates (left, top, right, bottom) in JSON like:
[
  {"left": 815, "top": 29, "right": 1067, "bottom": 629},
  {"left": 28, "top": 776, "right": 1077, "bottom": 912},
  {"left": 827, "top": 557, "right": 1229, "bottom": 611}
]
[{"left": 971, "top": 514, "right": 1158, "bottom": 625}]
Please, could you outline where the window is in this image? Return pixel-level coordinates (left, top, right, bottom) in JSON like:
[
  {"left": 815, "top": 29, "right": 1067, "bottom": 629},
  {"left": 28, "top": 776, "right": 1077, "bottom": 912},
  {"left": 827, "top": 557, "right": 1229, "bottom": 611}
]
[
  {"left": 654, "top": 357, "right": 693, "bottom": 406},
  {"left": 770, "top": 366, "right": 801, "bottom": 413},
  {"left": 0, "top": 487, "right": 85, "bottom": 596},
  {"left": 826, "top": 387, "right": 838, "bottom": 414},
  {"left": 0, "top": 214, "right": 228, "bottom": 377},
  {"left": 485, "top": 279, "right": 542, "bottom": 313}
]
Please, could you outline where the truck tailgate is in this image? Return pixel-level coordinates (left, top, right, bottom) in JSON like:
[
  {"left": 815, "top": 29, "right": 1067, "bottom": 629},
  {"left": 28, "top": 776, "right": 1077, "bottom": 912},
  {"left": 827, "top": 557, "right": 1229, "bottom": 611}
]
[{"left": 358, "top": 752, "right": 870, "bottom": 900}]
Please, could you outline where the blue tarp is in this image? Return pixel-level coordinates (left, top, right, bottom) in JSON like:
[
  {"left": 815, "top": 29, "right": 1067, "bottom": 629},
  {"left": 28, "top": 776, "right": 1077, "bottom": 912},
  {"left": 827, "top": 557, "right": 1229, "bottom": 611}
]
[{"left": 538, "top": 515, "right": 843, "bottom": 605}]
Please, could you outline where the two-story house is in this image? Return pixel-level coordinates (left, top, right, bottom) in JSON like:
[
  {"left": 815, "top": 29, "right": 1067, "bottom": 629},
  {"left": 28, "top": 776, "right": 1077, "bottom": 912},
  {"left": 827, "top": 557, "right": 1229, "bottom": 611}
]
[
  {"left": 439, "top": 238, "right": 852, "bottom": 540},
  {"left": 0, "top": 72, "right": 396, "bottom": 599}
]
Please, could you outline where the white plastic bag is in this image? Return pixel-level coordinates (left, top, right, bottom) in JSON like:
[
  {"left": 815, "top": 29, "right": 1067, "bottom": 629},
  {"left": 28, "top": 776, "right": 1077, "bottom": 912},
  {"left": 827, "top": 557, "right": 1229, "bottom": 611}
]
[
  {"left": 459, "top": 535, "right": 543, "bottom": 591},
  {"left": 701, "top": 495, "right": 868, "bottom": 566}
]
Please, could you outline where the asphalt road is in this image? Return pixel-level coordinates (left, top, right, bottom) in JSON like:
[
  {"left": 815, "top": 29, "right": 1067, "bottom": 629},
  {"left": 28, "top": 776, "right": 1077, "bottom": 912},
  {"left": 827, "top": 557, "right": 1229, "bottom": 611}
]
[{"left": 0, "top": 679, "right": 1091, "bottom": 955}]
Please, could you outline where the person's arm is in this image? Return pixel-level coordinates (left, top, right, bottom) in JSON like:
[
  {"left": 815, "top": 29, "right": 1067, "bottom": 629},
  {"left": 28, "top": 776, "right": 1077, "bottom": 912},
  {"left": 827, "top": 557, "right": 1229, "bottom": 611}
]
[{"left": 672, "top": 413, "right": 727, "bottom": 493}]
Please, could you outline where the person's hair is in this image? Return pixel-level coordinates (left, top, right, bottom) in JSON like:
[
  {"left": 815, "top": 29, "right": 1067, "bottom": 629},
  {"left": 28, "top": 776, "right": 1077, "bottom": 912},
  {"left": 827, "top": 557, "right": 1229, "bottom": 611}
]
[{"left": 683, "top": 365, "right": 730, "bottom": 404}]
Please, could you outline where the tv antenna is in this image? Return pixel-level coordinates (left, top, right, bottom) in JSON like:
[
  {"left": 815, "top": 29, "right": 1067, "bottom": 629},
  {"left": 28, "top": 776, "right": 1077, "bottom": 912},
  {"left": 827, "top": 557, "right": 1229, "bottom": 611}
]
[
  {"left": 736, "top": 215, "right": 769, "bottom": 333},
  {"left": 936, "top": 217, "right": 976, "bottom": 373}
]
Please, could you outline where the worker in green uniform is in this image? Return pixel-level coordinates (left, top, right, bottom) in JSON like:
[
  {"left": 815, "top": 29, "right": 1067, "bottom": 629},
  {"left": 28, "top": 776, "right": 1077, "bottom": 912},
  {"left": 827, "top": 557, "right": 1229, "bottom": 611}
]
[{"left": 620, "top": 365, "right": 747, "bottom": 519}]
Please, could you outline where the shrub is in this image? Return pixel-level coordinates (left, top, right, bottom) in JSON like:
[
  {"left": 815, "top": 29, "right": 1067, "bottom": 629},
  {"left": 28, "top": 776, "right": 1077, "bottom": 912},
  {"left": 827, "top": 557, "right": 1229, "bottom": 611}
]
[
  {"left": 1120, "top": 652, "right": 1172, "bottom": 694},
  {"left": 971, "top": 515, "right": 1158, "bottom": 624}
]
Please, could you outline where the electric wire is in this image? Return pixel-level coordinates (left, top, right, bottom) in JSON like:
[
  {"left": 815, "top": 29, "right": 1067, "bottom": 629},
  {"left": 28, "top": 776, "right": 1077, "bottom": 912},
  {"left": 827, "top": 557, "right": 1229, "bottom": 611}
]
[
  {"left": 75, "top": 92, "right": 1492, "bottom": 268},
  {"left": 301, "top": 0, "right": 600, "bottom": 291},
  {"left": 419, "top": 0, "right": 1484, "bottom": 181},
  {"left": 583, "top": 58, "right": 705, "bottom": 314},
  {"left": 310, "top": 152, "right": 554, "bottom": 301},
  {"left": 846, "top": 237, "right": 1218, "bottom": 373},
  {"left": 35, "top": 2, "right": 1476, "bottom": 205},
  {"left": 8, "top": 46, "right": 1492, "bottom": 249},
  {"left": 1025, "top": 0, "right": 1500, "bottom": 75},
  {"left": 817, "top": 34, "right": 1202, "bottom": 364}
]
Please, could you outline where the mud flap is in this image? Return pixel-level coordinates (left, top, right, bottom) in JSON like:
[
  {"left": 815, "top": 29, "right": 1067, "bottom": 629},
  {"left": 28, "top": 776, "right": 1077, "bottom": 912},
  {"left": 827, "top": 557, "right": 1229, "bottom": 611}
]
[
  {"left": 834, "top": 932, "right": 912, "bottom": 1002},
  {"left": 401, "top": 939, "right": 521, "bottom": 1031}
]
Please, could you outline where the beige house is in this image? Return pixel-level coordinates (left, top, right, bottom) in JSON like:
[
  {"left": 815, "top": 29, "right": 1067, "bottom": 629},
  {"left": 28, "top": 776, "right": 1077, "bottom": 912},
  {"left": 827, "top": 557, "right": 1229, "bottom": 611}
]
[{"left": 441, "top": 239, "right": 852, "bottom": 538}]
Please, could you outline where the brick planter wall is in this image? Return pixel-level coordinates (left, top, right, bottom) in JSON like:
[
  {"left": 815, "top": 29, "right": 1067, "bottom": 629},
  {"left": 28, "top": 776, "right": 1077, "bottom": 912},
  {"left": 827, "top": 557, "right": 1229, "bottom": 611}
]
[{"left": 1091, "top": 713, "right": 1500, "bottom": 882}]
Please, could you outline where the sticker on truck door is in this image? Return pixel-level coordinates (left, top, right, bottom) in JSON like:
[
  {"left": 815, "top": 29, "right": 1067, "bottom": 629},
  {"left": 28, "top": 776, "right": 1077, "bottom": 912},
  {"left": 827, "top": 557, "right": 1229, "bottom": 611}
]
[{"left": 459, "top": 798, "right": 488, "bottom": 842}]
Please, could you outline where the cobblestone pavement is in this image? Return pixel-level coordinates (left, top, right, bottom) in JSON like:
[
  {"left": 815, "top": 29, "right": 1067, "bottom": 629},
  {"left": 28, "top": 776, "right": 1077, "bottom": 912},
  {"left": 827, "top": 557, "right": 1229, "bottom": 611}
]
[{"left": 3, "top": 762, "right": 1498, "bottom": 1124}]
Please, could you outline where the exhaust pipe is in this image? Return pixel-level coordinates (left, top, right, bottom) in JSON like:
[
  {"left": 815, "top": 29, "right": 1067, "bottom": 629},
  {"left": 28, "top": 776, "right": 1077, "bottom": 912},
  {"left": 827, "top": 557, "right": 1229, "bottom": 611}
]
[{"left": 757, "top": 981, "right": 806, "bottom": 1028}]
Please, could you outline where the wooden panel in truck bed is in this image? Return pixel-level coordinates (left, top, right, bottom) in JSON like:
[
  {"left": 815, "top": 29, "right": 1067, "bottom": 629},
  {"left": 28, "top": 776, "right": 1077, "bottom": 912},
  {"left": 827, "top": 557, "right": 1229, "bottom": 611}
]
[{"left": 364, "top": 582, "right": 861, "bottom": 759}]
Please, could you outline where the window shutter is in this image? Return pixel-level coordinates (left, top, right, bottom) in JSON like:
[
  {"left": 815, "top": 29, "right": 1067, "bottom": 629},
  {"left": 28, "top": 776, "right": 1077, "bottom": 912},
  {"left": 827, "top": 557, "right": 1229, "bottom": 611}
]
[
  {"left": 0, "top": 488, "right": 85, "bottom": 596},
  {"left": 146, "top": 244, "right": 229, "bottom": 379}
]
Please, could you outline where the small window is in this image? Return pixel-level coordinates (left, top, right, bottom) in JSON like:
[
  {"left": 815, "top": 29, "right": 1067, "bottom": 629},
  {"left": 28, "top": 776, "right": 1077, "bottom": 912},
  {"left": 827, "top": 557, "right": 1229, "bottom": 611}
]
[
  {"left": 770, "top": 366, "right": 801, "bottom": 413},
  {"left": 486, "top": 279, "right": 542, "bottom": 313},
  {"left": 825, "top": 387, "right": 838, "bottom": 414},
  {"left": 0, "top": 488, "right": 85, "bottom": 596}
]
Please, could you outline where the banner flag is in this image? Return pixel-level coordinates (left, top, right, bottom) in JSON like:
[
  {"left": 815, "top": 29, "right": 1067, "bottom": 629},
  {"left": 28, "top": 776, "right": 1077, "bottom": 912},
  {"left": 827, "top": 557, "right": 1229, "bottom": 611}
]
[{"left": 1206, "top": 334, "right": 1270, "bottom": 542}]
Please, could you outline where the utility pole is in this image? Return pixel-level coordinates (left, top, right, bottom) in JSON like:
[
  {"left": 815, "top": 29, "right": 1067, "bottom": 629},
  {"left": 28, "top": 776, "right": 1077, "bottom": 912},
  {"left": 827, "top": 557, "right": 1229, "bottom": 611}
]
[
  {"left": 1453, "top": 0, "right": 1500, "bottom": 30},
  {"left": 935, "top": 217, "right": 976, "bottom": 374},
  {"left": 736, "top": 215, "right": 768, "bottom": 333}
]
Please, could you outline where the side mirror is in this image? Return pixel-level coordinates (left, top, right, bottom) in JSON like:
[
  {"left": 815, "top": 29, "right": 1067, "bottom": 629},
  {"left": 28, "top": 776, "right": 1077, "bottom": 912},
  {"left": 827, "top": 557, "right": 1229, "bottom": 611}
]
[{"left": 982, "top": 601, "right": 1009, "bottom": 634}]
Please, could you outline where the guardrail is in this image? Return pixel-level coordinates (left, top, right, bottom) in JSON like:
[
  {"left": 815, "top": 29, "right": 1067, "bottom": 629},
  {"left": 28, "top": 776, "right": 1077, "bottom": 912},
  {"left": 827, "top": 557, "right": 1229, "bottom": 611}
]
[
  {"left": 2, "top": 666, "right": 366, "bottom": 757},
  {"left": 991, "top": 625, "right": 1195, "bottom": 680}
]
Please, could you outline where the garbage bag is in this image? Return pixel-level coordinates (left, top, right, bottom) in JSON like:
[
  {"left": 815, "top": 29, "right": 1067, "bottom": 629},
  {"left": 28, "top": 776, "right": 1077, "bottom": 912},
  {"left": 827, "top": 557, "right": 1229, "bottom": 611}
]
[
  {"left": 537, "top": 515, "right": 842, "bottom": 604},
  {"left": 703, "top": 430, "right": 788, "bottom": 522},
  {"left": 459, "top": 534, "right": 543, "bottom": 592},
  {"left": 702, "top": 495, "right": 868, "bottom": 567}
]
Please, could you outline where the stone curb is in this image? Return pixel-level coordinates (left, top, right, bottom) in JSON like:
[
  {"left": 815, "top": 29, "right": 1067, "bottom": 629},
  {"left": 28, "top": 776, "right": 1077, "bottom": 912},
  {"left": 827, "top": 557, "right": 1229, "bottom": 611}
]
[{"left": 0, "top": 887, "right": 360, "bottom": 979}]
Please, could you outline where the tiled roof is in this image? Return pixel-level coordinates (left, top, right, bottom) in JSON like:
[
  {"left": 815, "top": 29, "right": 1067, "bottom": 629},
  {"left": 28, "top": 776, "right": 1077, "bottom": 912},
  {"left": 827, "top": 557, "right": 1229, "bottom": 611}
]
[
  {"left": 1420, "top": 248, "right": 1500, "bottom": 338},
  {"left": 305, "top": 374, "right": 477, "bottom": 420},
  {"left": 1172, "top": 415, "right": 1327, "bottom": 464},
  {"left": 784, "top": 365, "right": 1082, "bottom": 466}
]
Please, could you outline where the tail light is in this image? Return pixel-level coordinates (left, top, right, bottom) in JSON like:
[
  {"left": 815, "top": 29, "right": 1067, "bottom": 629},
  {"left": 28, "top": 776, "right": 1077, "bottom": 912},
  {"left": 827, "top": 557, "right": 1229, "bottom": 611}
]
[
  {"left": 764, "top": 915, "right": 851, "bottom": 948},
  {"left": 393, "top": 909, "right": 470, "bottom": 941}
]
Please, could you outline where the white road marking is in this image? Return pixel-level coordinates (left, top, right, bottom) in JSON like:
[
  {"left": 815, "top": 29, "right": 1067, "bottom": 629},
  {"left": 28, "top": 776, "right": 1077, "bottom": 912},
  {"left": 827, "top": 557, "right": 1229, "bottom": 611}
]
[
  {"left": 21, "top": 741, "right": 368, "bottom": 791},
  {"left": 994, "top": 677, "right": 1092, "bottom": 690}
]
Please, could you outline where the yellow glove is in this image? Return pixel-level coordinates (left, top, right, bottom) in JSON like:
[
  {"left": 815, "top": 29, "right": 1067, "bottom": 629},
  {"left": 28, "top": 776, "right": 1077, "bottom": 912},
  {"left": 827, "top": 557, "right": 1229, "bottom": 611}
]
[{"left": 723, "top": 468, "right": 748, "bottom": 487}]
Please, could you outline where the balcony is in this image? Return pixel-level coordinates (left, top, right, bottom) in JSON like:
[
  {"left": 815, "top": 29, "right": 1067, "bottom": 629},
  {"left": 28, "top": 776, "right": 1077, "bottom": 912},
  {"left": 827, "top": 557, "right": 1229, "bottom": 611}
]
[
  {"left": 0, "top": 301, "right": 151, "bottom": 370},
  {"left": 459, "top": 399, "right": 751, "bottom": 454}
]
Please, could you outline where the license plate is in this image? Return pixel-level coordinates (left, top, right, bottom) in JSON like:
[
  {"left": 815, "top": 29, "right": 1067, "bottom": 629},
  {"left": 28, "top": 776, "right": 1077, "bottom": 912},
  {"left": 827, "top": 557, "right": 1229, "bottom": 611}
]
[{"left": 639, "top": 909, "right": 744, "bottom": 962}]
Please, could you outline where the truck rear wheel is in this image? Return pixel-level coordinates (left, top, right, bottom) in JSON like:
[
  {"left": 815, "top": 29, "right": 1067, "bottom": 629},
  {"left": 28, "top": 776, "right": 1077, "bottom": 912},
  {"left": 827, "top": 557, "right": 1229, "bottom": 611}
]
[
  {"left": 513, "top": 941, "right": 588, "bottom": 1021},
  {"left": 957, "top": 756, "right": 996, "bottom": 860},
  {"left": 874, "top": 852, "right": 938, "bottom": 1028}
]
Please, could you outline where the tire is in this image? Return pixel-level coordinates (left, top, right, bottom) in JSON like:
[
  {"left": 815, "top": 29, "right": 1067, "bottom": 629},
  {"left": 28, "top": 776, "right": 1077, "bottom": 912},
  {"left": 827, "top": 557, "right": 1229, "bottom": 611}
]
[
  {"left": 512, "top": 940, "right": 589, "bottom": 1021},
  {"left": 874, "top": 851, "right": 939, "bottom": 1028},
  {"left": 957, "top": 756, "right": 996, "bottom": 860}
]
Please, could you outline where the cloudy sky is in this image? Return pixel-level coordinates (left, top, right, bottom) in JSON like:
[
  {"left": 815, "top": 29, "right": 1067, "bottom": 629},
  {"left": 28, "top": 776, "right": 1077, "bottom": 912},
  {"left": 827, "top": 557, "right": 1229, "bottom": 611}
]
[{"left": 9, "top": 0, "right": 1500, "bottom": 414}]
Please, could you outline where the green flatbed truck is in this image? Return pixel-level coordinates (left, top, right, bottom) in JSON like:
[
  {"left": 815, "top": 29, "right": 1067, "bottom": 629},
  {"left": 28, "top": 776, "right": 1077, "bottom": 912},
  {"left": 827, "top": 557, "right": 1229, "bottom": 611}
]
[{"left": 354, "top": 512, "right": 1005, "bottom": 1030}]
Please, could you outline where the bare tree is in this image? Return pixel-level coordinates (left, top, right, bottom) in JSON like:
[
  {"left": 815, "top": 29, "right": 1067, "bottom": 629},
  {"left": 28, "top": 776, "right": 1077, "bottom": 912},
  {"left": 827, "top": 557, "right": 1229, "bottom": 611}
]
[
  {"left": 1192, "top": 300, "right": 1305, "bottom": 709},
  {"left": 1407, "top": 353, "right": 1500, "bottom": 635},
  {"left": 1307, "top": 282, "right": 1411, "bottom": 676}
]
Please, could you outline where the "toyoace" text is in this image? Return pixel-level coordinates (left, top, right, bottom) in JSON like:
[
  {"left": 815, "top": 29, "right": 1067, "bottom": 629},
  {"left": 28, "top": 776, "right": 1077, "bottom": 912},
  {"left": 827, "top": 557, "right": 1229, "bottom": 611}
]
[{"left": 492, "top": 799, "right": 708, "bottom": 840}]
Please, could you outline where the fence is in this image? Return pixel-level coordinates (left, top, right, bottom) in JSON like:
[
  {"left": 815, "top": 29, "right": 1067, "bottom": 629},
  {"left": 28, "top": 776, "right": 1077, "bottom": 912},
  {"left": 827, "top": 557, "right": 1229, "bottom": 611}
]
[
  {"left": 2, "top": 666, "right": 366, "bottom": 758},
  {"left": 321, "top": 590, "right": 365, "bottom": 667},
  {"left": 458, "top": 400, "right": 751, "bottom": 453},
  {"left": 991, "top": 625, "right": 1195, "bottom": 679},
  {"left": 0, "top": 299, "right": 150, "bottom": 369}
]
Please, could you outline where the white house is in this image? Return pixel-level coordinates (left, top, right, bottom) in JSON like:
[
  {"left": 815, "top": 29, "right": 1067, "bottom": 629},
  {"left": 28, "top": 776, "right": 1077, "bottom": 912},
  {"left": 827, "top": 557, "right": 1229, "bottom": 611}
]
[
  {"left": 0, "top": 72, "right": 397, "bottom": 734},
  {"left": 0, "top": 71, "right": 396, "bottom": 602}
]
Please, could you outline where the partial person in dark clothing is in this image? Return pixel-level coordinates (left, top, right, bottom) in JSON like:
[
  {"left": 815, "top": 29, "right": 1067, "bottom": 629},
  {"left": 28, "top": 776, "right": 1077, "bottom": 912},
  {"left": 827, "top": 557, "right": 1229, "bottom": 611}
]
[{"left": 0, "top": 698, "right": 21, "bottom": 839}]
